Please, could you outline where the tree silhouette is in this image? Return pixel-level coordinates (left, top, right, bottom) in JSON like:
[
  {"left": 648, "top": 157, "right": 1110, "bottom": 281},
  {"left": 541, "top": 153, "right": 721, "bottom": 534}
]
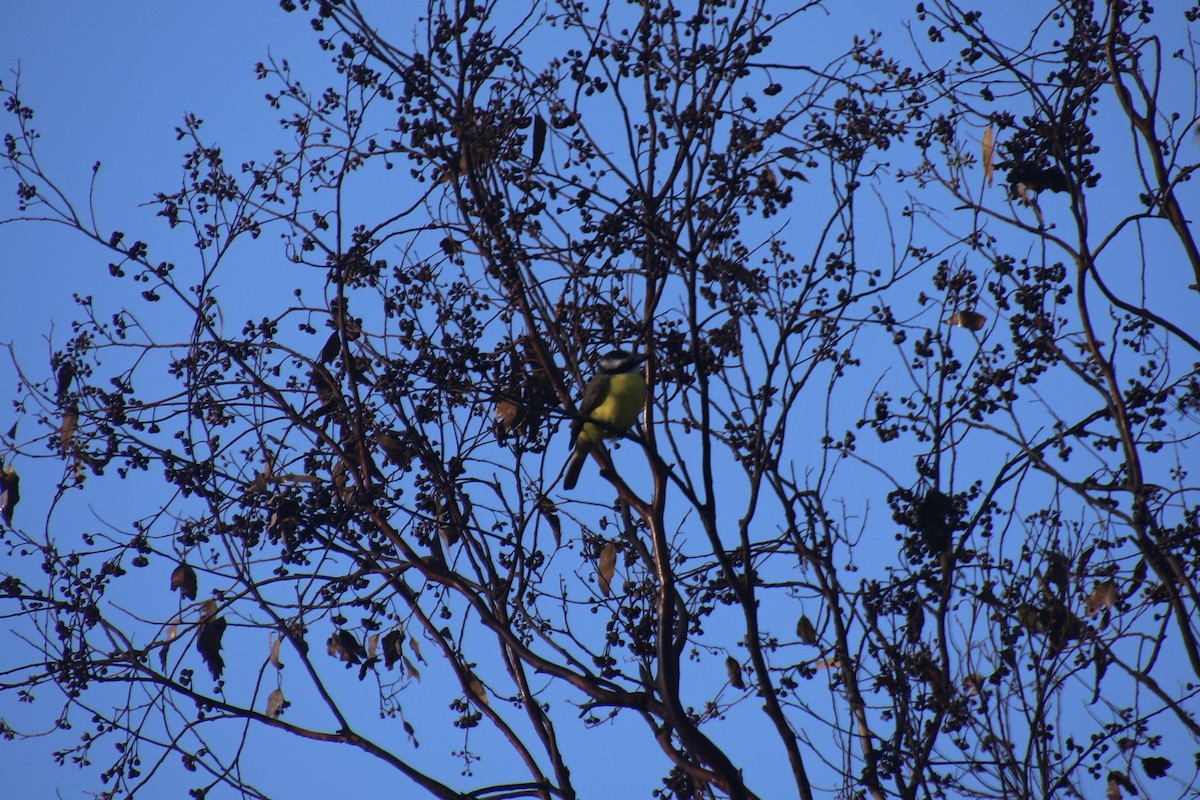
[{"left": 2, "top": 2, "right": 1198, "bottom": 799}]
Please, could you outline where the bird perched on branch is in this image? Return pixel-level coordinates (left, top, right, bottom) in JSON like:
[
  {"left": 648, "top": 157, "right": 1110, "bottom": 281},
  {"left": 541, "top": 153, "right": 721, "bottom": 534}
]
[{"left": 563, "top": 350, "right": 647, "bottom": 490}]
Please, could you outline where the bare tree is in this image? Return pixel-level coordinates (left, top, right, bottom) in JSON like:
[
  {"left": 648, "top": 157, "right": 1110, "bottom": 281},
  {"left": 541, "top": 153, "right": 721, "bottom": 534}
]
[{"left": 2, "top": 1, "right": 1197, "bottom": 799}]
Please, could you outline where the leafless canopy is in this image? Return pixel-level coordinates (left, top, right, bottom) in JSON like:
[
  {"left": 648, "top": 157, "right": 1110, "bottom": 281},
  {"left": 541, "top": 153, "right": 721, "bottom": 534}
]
[{"left": 2, "top": 2, "right": 1198, "bottom": 799}]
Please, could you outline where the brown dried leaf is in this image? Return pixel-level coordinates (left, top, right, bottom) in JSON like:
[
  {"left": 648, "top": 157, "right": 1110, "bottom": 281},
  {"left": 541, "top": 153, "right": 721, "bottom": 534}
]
[
  {"left": 1106, "top": 770, "right": 1137, "bottom": 800},
  {"left": 1016, "top": 603, "right": 1041, "bottom": 632},
  {"left": 1141, "top": 756, "right": 1171, "bottom": 780},
  {"left": 537, "top": 495, "right": 562, "bottom": 549},
  {"left": 403, "top": 654, "right": 422, "bottom": 683},
  {"left": 1, "top": 465, "right": 20, "bottom": 527},
  {"left": 598, "top": 542, "right": 618, "bottom": 597},
  {"left": 170, "top": 563, "right": 198, "bottom": 601},
  {"left": 199, "top": 598, "right": 218, "bottom": 620},
  {"left": 319, "top": 331, "right": 340, "bottom": 364},
  {"left": 468, "top": 674, "right": 488, "bottom": 706},
  {"left": 1086, "top": 580, "right": 1119, "bottom": 616},
  {"left": 328, "top": 630, "right": 367, "bottom": 664},
  {"left": 982, "top": 124, "right": 995, "bottom": 187},
  {"left": 725, "top": 655, "right": 745, "bottom": 690},
  {"left": 531, "top": 114, "right": 547, "bottom": 169},
  {"left": 367, "top": 633, "right": 379, "bottom": 660},
  {"left": 796, "top": 614, "right": 817, "bottom": 645},
  {"left": 197, "top": 616, "right": 227, "bottom": 681},
  {"left": 906, "top": 599, "right": 925, "bottom": 644},
  {"left": 1127, "top": 558, "right": 1148, "bottom": 599},
  {"left": 159, "top": 624, "right": 179, "bottom": 672},
  {"left": 269, "top": 634, "right": 285, "bottom": 670},
  {"left": 266, "top": 688, "right": 287, "bottom": 719},
  {"left": 410, "top": 636, "right": 426, "bottom": 664},
  {"left": 945, "top": 310, "right": 987, "bottom": 331},
  {"left": 494, "top": 398, "right": 522, "bottom": 437},
  {"left": 61, "top": 403, "right": 79, "bottom": 451},
  {"left": 382, "top": 630, "right": 404, "bottom": 670}
]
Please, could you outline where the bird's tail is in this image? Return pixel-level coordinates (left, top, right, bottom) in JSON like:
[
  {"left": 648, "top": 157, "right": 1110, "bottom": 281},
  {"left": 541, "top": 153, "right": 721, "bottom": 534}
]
[{"left": 563, "top": 448, "right": 586, "bottom": 490}]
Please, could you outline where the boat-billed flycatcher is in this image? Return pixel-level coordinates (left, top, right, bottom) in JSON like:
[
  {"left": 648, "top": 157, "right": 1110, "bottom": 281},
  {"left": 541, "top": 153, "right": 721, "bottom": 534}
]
[{"left": 563, "top": 349, "right": 647, "bottom": 490}]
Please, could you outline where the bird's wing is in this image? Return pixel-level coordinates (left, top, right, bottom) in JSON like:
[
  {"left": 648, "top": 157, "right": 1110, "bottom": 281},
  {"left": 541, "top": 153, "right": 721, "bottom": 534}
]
[{"left": 569, "top": 373, "right": 610, "bottom": 447}]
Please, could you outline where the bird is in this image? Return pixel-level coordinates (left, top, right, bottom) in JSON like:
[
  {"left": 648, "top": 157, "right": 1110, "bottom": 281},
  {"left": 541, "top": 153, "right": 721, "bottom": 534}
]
[{"left": 563, "top": 349, "right": 647, "bottom": 490}]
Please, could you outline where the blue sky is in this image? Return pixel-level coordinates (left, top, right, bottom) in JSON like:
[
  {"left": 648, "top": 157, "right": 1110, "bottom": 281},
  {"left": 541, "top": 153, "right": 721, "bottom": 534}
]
[{"left": 3, "top": 2, "right": 1199, "bottom": 799}]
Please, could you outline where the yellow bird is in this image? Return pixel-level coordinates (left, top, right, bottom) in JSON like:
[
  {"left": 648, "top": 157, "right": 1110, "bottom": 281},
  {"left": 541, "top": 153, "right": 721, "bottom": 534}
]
[{"left": 563, "top": 350, "right": 647, "bottom": 490}]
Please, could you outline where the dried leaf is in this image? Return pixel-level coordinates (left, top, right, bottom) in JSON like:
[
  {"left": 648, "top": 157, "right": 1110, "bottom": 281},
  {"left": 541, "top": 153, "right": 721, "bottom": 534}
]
[
  {"left": 199, "top": 598, "right": 218, "bottom": 620},
  {"left": 468, "top": 674, "right": 488, "bottom": 706},
  {"left": 1141, "top": 756, "right": 1171, "bottom": 779},
  {"left": 1091, "top": 645, "right": 1107, "bottom": 704},
  {"left": 725, "top": 655, "right": 745, "bottom": 690},
  {"left": 1016, "top": 604, "right": 1041, "bottom": 631},
  {"left": 319, "top": 331, "right": 340, "bottom": 364},
  {"left": 269, "top": 634, "right": 285, "bottom": 669},
  {"left": 367, "top": 633, "right": 379, "bottom": 660},
  {"left": 1076, "top": 543, "right": 1095, "bottom": 577},
  {"left": 982, "top": 124, "right": 995, "bottom": 187},
  {"left": 197, "top": 616, "right": 227, "bottom": 681},
  {"left": 494, "top": 398, "right": 522, "bottom": 438},
  {"left": 160, "top": 624, "right": 179, "bottom": 672},
  {"left": 56, "top": 362, "right": 75, "bottom": 399},
  {"left": 1127, "top": 558, "right": 1148, "bottom": 599},
  {"left": 61, "top": 403, "right": 79, "bottom": 451},
  {"left": 375, "top": 430, "right": 411, "bottom": 468},
  {"left": 1008, "top": 163, "right": 1069, "bottom": 194},
  {"left": 531, "top": 114, "right": 547, "bottom": 169},
  {"left": 328, "top": 629, "right": 367, "bottom": 664},
  {"left": 945, "top": 310, "right": 987, "bottom": 331},
  {"left": 537, "top": 495, "right": 562, "bottom": 548},
  {"left": 0, "top": 466, "right": 20, "bottom": 527},
  {"left": 266, "top": 688, "right": 287, "bottom": 719},
  {"left": 382, "top": 630, "right": 405, "bottom": 670},
  {"left": 409, "top": 636, "right": 425, "bottom": 664},
  {"left": 906, "top": 599, "right": 925, "bottom": 644},
  {"left": 796, "top": 614, "right": 817, "bottom": 645},
  {"left": 962, "top": 673, "right": 985, "bottom": 696},
  {"left": 403, "top": 654, "right": 421, "bottom": 682},
  {"left": 598, "top": 542, "right": 617, "bottom": 597},
  {"left": 170, "top": 563, "right": 198, "bottom": 601},
  {"left": 1106, "top": 770, "right": 1137, "bottom": 800},
  {"left": 1086, "top": 580, "right": 1119, "bottom": 616}
]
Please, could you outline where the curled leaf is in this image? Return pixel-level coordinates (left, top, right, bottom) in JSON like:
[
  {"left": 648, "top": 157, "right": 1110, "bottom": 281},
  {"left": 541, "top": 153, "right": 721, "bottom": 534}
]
[
  {"left": 468, "top": 674, "right": 488, "bottom": 706},
  {"left": 269, "top": 634, "right": 285, "bottom": 669},
  {"left": 537, "top": 495, "right": 562, "bottom": 548},
  {"left": 61, "top": 403, "right": 79, "bottom": 451},
  {"left": 197, "top": 616, "right": 227, "bottom": 681},
  {"left": 906, "top": 599, "right": 925, "bottom": 644},
  {"left": 170, "top": 563, "right": 198, "bottom": 601},
  {"left": 531, "top": 114, "right": 547, "bottom": 169},
  {"left": 1141, "top": 756, "right": 1171, "bottom": 780},
  {"left": 328, "top": 629, "right": 367, "bottom": 664},
  {"left": 0, "top": 466, "right": 20, "bottom": 527},
  {"left": 725, "top": 655, "right": 745, "bottom": 690},
  {"left": 796, "top": 614, "right": 817, "bottom": 645},
  {"left": 945, "top": 310, "right": 987, "bottom": 331},
  {"left": 982, "top": 124, "right": 995, "bottom": 187},
  {"left": 382, "top": 629, "right": 405, "bottom": 670},
  {"left": 319, "top": 331, "right": 340, "bottom": 364},
  {"left": 1085, "top": 580, "right": 1119, "bottom": 617},
  {"left": 266, "top": 688, "right": 288, "bottom": 719},
  {"left": 598, "top": 542, "right": 617, "bottom": 597}
]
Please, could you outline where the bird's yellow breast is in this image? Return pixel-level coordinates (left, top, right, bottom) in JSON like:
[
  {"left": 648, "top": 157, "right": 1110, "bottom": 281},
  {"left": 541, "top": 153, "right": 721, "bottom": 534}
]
[{"left": 581, "top": 370, "right": 645, "bottom": 442}]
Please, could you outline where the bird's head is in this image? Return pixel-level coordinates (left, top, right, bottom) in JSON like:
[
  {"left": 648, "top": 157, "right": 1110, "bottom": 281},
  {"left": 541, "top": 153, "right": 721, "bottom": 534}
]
[{"left": 598, "top": 349, "right": 647, "bottom": 374}]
